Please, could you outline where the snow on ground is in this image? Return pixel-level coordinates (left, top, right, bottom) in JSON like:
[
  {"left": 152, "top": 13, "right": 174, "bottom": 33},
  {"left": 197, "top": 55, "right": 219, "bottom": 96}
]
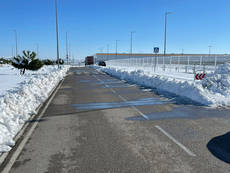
[
  {"left": 0, "top": 65, "right": 24, "bottom": 96},
  {"left": 96, "top": 63, "right": 230, "bottom": 107},
  {"left": 0, "top": 65, "right": 70, "bottom": 153}
]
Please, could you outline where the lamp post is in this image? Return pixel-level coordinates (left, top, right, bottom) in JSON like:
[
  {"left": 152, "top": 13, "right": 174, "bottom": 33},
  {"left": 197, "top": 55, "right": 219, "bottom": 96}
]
[
  {"left": 36, "top": 44, "right": 39, "bottom": 58},
  {"left": 130, "top": 31, "right": 135, "bottom": 65},
  {"left": 11, "top": 46, "right": 14, "bottom": 58},
  {"left": 115, "top": 40, "right": 118, "bottom": 57},
  {"left": 55, "top": 0, "right": 60, "bottom": 68},
  {"left": 13, "top": 30, "right": 18, "bottom": 57},
  {"left": 66, "top": 32, "right": 69, "bottom": 65},
  {"left": 130, "top": 32, "right": 135, "bottom": 56},
  {"left": 208, "top": 45, "right": 212, "bottom": 56},
  {"left": 163, "top": 12, "right": 172, "bottom": 70},
  {"left": 107, "top": 44, "right": 109, "bottom": 61}
]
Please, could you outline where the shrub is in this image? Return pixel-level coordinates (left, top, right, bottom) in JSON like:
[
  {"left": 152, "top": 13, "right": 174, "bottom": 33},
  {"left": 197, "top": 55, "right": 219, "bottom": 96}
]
[
  {"left": 0, "top": 58, "right": 12, "bottom": 64},
  {"left": 12, "top": 50, "right": 44, "bottom": 75},
  {"left": 42, "top": 59, "right": 55, "bottom": 65},
  {"left": 56, "top": 58, "right": 64, "bottom": 65},
  {"left": 27, "top": 59, "right": 44, "bottom": 70}
]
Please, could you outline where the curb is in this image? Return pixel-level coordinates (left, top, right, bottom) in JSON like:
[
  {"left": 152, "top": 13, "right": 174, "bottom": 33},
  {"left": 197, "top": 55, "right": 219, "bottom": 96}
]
[{"left": 0, "top": 77, "right": 65, "bottom": 172}]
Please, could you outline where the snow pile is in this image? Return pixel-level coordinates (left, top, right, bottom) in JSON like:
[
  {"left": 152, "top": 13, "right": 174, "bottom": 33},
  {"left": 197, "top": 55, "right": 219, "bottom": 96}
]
[
  {"left": 0, "top": 65, "right": 70, "bottom": 153},
  {"left": 0, "top": 65, "right": 24, "bottom": 95},
  {"left": 96, "top": 64, "right": 230, "bottom": 107},
  {"left": 202, "top": 63, "right": 230, "bottom": 104}
]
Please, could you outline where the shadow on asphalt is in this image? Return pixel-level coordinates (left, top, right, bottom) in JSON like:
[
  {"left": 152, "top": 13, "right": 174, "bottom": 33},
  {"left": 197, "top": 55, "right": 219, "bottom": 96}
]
[
  {"left": 44, "top": 108, "right": 118, "bottom": 117},
  {"left": 207, "top": 131, "right": 230, "bottom": 164},
  {"left": 26, "top": 118, "right": 48, "bottom": 123},
  {"left": 72, "top": 98, "right": 173, "bottom": 110},
  {"left": 138, "top": 85, "right": 205, "bottom": 106}
]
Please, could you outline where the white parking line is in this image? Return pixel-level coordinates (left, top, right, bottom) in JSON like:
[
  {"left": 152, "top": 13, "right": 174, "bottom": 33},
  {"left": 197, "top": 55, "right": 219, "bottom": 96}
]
[
  {"left": 93, "top": 75, "right": 149, "bottom": 120},
  {"left": 131, "top": 106, "right": 149, "bottom": 120},
  {"left": 94, "top": 73, "right": 195, "bottom": 157},
  {"left": 155, "top": 125, "right": 196, "bottom": 157},
  {"left": 117, "top": 94, "right": 149, "bottom": 120},
  {"left": 110, "top": 88, "right": 117, "bottom": 94}
]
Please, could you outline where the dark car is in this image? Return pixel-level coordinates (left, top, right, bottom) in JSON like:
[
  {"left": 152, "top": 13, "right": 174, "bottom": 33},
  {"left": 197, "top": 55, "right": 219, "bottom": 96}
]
[{"left": 98, "top": 61, "right": 106, "bottom": 66}]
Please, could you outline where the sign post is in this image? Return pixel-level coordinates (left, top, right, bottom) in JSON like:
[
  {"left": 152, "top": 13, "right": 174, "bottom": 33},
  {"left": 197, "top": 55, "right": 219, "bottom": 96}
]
[{"left": 153, "top": 47, "right": 159, "bottom": 72}]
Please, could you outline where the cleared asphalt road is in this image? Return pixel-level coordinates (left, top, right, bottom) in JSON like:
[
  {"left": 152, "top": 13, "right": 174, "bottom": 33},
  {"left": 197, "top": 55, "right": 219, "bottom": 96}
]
[{"left": 4, "top": 67, "right": 230, "bottom": 172}]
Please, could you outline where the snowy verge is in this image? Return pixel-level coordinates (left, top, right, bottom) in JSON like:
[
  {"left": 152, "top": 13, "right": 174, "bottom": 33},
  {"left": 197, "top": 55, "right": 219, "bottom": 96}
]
[
  {"left": 95, "top": 64, "right": 230, "bottom": 107},
  {"left": 0, "top": 65, "right": 70, "bottom": 153}
]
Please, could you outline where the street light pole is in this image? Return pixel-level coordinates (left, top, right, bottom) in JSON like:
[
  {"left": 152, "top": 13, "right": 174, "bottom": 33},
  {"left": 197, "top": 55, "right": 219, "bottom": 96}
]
[
  {"left": 130, "top": 31, "right": 135, "bottom": 66},
  {"left": 13, "top": 30, "right": 18, "bottom": 57},
  {"left": 130, "top": 32, "right": 135, "bottom": 56},
  {"left": 116, "top": 40, "right": 117, "bottom": 56},
  {"left": 208, "top": 45, "right": 212, "bottom": 56},
  {"left": 11, "top": 46, "right": 14, "bottom": 58},
  {"left": 163, "top": 12, "right": 172, "bottom": 69},
  {"left": 115, "top": 40, "right": 118, "bottom": 57},
  {"left": 36, "top": 44, "right": 39, "bottom": 58},
  {"left": 55, "top": 0, "right": 60, "bottom": 68},
  {"left": 66, "top": 32, "right": 69, "bottom": 65},
  {"left": 107, "top": 44, "right": 109, "bottom": 61}
]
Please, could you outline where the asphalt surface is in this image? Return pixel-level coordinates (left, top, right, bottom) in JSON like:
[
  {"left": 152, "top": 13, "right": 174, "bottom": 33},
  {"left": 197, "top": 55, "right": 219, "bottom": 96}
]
[{"left": 7, "top": 67, "right": 230, "bottom": 173}]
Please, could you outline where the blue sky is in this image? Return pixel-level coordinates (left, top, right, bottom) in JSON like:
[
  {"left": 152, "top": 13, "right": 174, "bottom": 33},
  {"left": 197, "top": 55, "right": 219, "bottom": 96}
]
[{"left": 0, "top": 0, "right": 230, "bottom": 60}]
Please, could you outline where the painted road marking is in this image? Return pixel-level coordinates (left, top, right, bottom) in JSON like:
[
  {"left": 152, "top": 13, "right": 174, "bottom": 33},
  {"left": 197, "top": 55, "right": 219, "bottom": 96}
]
[
  {"left": 155, "top": 125, "right": 196, "bottom": 157},
  {"left": 131, "top": 106, "right": 149, "bottom": 120},
  {"left": 117, "top": 94, "right": 149, "bottom": 120},
  {"left": 93, "top": 75, "right": 149, "bottom": 120},
  {"left": 110, "top": 88, "right": 117, "bottom": 94},
  {"left": 94, "top": 71, "right": 195, "bottom": 157}
]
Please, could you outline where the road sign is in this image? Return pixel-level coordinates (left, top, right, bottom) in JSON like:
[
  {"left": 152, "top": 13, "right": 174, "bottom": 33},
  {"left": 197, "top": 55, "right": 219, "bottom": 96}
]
[
  {"left": 195, "top": 73, "right": 206, "bottom": 80},
  {"left": 154, "top": 47, "right": 159, "bottom": 54}
]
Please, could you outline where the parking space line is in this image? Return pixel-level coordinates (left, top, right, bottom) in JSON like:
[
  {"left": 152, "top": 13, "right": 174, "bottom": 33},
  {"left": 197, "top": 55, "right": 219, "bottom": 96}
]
[
  {"left": 117, "top": 94, "right": 149, "bottom": 120},
  {"left": 131, "top": 105, "right": 149, "bottom": 120},
  {"left": 110, "top": 88, "right": 116, "bottom": 94},
  {"left": 94, "top": 71, "right": 196, "bottom": 157},
  {"left": 155, "top": 125, "right": 196, "bottom": 157},
  {"left": 93, "top": 74, "right": 149, "bottom": 120}
]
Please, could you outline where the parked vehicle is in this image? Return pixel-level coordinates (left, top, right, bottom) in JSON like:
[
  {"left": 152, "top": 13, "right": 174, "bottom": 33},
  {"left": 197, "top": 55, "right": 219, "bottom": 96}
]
[
  {"left": 98, "top": 61, "right": 106, "bottom": 66},
  {"left": 85, "top": 56, "right": 94, "bottom": 65}
]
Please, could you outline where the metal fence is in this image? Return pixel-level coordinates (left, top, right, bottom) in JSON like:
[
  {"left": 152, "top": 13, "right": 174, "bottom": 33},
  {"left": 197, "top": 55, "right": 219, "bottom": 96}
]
[{"left": 105, "top": 56, "right": 230, "bottom": 74}]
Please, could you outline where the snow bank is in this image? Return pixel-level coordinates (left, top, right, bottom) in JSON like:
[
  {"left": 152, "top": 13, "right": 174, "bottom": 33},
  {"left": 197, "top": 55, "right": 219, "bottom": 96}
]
[
  {"left": 202, "top": 63, "right": 230, "bottom": 105},
  {"left": 0, "top": 65, "right": 70, "bottom": 153},
  {"left": 96, "top": 64, "right": 230, "bottom": 107}
]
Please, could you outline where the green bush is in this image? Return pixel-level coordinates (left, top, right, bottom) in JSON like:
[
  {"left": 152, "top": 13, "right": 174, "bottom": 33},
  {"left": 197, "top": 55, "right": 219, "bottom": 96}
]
[
  {"left": 12, "top": 50, "right": 44, "bottom": 75},
  {"left": 56, "top": 58, "right": 64, "bottom": 65},
  {"left": 27, "top": 59, "right": 44, "bottom": 70},
  {"left": 0, "top": 58, "right": 12, "bottom": 64},
  {"left": 42, "top": 59, "right": 55, "bottom": 65}
]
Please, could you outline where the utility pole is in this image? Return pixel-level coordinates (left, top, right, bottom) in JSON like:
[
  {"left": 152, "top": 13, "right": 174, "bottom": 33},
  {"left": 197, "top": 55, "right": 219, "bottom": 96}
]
[
  {"left": 163, "top": 12, "right": 172, "bottom": 69},
  {"left": 66, "top": 32, "right": 69, "bottom": 64},
  {"left": 55, "top": 0, "right": 60, "bottom": 68}
]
